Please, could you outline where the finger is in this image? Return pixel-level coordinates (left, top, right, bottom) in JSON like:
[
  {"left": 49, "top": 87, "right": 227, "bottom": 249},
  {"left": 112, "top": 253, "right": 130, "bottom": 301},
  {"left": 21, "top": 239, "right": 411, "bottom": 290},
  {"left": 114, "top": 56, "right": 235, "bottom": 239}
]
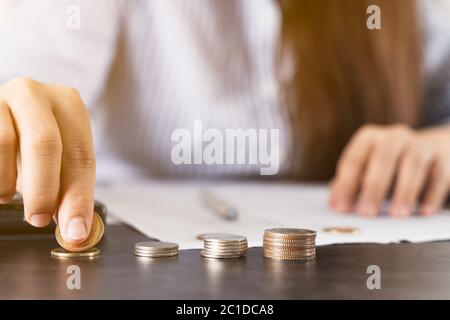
[
  {"left": 357, "top": 134, "right": 408, "bottom": 217},
  {"left": 50, "top": 86, "right": 96, "bottom": 245},
  {"left": 330, "top": 126, "right": 376, "bottom": 212},
  {"left": 420, "top": 158, "right": 449, "bottom": 216},
  {"left": 390, "top": 147, "right": 432, "bottom": 217},
  {"left": 4, "top": 79, "right": 62, "bottom": 227},
  {"left": 0, "top": 101, "right": 18, "bottom": 203}
]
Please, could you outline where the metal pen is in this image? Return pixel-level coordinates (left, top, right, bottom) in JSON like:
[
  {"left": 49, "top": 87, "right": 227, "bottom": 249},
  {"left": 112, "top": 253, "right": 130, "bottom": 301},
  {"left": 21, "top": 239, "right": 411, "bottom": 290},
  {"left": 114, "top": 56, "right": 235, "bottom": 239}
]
[{"left": 200, "top": 189, "right": 239, "bottom": 221}]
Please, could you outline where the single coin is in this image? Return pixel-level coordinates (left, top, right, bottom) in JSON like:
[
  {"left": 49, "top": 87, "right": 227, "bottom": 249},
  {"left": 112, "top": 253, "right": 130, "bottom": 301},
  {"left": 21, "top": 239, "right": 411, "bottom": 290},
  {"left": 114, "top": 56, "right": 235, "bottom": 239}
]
[
  {"left": 55, "top": 212, "right": 105, "bottom": 252},
  {"left": 134, "top": 251, "right": 179, "bottom": 258},
  {"left": 135, "top": 241, "right": 179, "bottom": 252},
  {"left": 204, "top": 243, "right": 248, "bottom": 249},
  {"left": 203, "top": 249, "right": 247, "bottom": 256},
  {"left": 51, "top": 247, "right": 100, "bottom": 258},
  {"left": 264, "top": 249, "right": 316, "bottom": 256},
  {"left": 263, "top": 237, "right": 315, "bottom": 244},
  {"left": 322, "top": 227, "right": 360, "bottom": 235},
  {"left": 263, "top": 248, "right": 316, "bottom": 256},
  {"left": 201, "top": 251, "right": 246, "bottom": 259},
  {"left": 134, "top": 248, "right": 179, "bottom": 255},
  {"left": 196, "top": 233, "right": 238, "bottom": 240},
  {"left": 204, "top": 233, "right": 247, "bottom": 242},
  {"left": 202, "top": 251, "right": 247, "bottom": 257},
  {"left": 263, "top": 252, "right": 316, "bottom": 261},
  {"left": 264, "top": 228, "right": 316, "bottom": 239},
  {"left": 203, "top": 248, "right": 248, "bottom": 254},
  {"left": 204, "top": 242, "right": 248, "bottom": 249},
  {"left": 263, "top": 240, "right": 315, "bottom": 247}
]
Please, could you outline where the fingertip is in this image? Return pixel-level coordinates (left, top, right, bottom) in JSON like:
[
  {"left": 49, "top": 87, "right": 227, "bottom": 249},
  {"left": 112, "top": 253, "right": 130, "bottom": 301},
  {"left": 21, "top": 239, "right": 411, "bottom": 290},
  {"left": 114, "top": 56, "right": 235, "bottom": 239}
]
[
  {"left": 335, "top": 200, "right": 352, "bottom": 213},
  {"left": 28, "top": 213, "right": 53, "bottom": 227},
  {"left": 420, "top": 204, "right": 436, "bottom": 216},
  {"left": 64, "top": 215, "right": 89, "bottom": 244},
  {"left": 357, "top": 201, "right": 378, "bottom": 217},
  {"left": 0, "top": 193, "right": 15, "bottom": 204},
  {"left": 390, "top": 204, "right": 411, "bottom": 218},
  {"left": 58, "top": 200, "right": 94, "bottom": 245}
]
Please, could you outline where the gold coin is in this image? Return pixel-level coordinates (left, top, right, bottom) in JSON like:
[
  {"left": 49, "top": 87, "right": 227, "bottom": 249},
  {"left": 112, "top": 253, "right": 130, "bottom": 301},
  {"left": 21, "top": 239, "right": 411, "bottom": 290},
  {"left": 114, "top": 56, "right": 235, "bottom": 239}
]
[
  {"left": 134, "top": 251, "right": 179, "bottom": 258},
  {"left": 263, "top": 240, "right": 315, "bottom": 248},
  {"left": 135, "top": 241, "right": 179, "bottom": 252},
  {"left": 204, "top": 243, "right": 248, "bottom": 249},
  {"left": 263, "top": 252, "right": 316, "bottom": 261},
  {"left": 51, "top": 247, "right": 100, "bottom": 258},
  {"left": 204, "top": 234, "right": 247, "bottom": 242},
  {"left": 322, "top": 227, "right": 360, "bottom": 235},
  {"left": 201, "top": 251, "right": 246, "bottom": 259},
  {"left": 203, "top": 249, "right": 248, "bottom": 256},
  {"left": 263, "top": 234, "right": 315, "bottom": 241},
  {"left": 264, "top": 228, "right": 316, "bottom": 238},
  {"left": 264, "top": 237, "right": 315, "bottom": 244},
  {"left": 263, "top": 250, "right": 316, "bottom": 258},
  {"left": 134, "top": 248, "right": 179, "bottom": 255},
  {"left": 196, "top": 233, "right": 238, "bottom": 240},
  {"left": 55, "top": 212, "right": 104, "bottom": 252}
]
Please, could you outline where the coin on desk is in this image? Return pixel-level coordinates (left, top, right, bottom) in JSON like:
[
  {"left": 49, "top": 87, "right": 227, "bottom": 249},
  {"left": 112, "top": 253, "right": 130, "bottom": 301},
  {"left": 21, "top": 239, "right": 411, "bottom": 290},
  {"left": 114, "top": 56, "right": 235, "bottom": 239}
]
[
  {"left": 134, "top": 241, "right": 179, "bottom": 258},
  {"left": 196, "top": 232, "right": 239, "bottom": 240},
  {"left": 51, "top": 247, "right": 100, "bottom": 258},
  {"left": 322, "top": 227, "right": 360, "bottom": 235},
  {"left": 201, "top": 233, "right": 247, "bottom": 259},
  {"left": 263, "top": 228, "right": 316, "bottom": 261},
  {"left": 55, "top": 212, "right": 105, "bottom": 252}
]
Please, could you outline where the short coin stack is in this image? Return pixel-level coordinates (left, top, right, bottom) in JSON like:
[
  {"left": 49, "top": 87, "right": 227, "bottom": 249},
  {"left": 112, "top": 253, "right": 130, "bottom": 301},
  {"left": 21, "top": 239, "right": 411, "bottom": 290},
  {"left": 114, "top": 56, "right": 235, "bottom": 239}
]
[
  {"left": 263, "top": 228, "right": 316, "bottom": 261},
  {"left": 134, "top": 241, "right": 179, "bottom": 258},
  {"left": 52, "top": 211, "right": 104, "bottom": 258},
  {"left": 201, "top": 233, "right": 248, "bottom": 259}
]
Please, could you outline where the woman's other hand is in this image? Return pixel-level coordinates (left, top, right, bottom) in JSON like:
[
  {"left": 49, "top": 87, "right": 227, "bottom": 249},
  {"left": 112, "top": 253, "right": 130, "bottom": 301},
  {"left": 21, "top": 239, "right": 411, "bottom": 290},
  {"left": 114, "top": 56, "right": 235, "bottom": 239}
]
[{"left": 329, "top": 124, "right": 450, "bottom": 217}]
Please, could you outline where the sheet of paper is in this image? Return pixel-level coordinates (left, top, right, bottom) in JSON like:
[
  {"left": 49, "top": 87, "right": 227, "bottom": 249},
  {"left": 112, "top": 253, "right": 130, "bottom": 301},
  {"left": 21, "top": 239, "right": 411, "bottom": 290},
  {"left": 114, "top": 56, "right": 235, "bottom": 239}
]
[{"left": 95, "top": 179, "right": 450, "bottom": 249}]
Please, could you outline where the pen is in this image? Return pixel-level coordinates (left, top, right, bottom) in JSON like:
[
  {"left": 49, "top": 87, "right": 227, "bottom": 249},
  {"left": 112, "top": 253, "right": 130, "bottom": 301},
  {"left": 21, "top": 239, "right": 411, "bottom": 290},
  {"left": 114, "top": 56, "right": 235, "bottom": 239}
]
[{"left": 200, "top": 189, "right": 239, "bottom": 221}]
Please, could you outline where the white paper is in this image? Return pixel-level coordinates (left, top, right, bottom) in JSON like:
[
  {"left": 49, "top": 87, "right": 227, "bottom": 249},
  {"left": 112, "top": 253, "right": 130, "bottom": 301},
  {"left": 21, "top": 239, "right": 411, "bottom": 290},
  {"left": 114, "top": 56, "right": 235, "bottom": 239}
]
[{"left": 95, "top": 179, "right": 450, "bottom": 249}]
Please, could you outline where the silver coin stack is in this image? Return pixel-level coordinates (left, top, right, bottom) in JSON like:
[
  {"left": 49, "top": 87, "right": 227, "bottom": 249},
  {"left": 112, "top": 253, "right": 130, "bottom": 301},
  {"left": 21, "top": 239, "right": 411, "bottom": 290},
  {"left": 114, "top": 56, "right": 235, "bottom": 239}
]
[
  {"left": 134, "top": 241, "right": 179, "bottom": 258},
  {"left": 201, "top": 233, "right": 248, "bottom": 259}
]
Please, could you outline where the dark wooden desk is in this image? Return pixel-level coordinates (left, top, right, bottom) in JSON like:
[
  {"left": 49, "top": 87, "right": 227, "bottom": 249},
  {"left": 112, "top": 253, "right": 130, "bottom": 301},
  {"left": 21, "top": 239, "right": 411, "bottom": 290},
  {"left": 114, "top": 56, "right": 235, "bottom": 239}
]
[{"left": 1, "top": 224, "right": 450, "bottom": 299}]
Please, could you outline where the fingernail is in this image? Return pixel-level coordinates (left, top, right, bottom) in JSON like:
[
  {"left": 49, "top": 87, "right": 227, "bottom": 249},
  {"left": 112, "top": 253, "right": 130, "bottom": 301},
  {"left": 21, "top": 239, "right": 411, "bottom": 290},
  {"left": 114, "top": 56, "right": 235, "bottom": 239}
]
[
  {"left": 0, "top": 193, "right": 14, "bottom": 204},
  {"left": 29, "top": 214, "right": 50, "bottom": 227},
  {"left": 67, "top": 216, "right": 87, "bottom": 241},
  {"left": 336, "top": 200, "right": 350, "bottom": 213},
  {"left": 420, "top": 205, "right": 435, "bottom": 216},
  {"left": 359, "top": 202, "right": 377, "bottom": 217},
  {"left": 392, "top": 205, "right": 410, "bottom": 217}
]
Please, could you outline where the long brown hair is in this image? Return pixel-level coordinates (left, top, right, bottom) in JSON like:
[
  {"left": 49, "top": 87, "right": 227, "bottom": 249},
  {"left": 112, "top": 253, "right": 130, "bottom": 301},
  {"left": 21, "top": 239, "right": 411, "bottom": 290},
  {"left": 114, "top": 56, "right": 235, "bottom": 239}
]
[{"left": 279, "top": 0, "right": 423, "bottom": 180}]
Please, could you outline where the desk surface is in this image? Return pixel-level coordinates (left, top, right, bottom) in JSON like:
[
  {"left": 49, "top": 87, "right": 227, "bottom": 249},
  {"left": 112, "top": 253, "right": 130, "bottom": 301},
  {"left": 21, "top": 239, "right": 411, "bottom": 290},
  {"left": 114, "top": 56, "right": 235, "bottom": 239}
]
[{"left": 1, "top": 224, "right": 450, "bottom": 299}]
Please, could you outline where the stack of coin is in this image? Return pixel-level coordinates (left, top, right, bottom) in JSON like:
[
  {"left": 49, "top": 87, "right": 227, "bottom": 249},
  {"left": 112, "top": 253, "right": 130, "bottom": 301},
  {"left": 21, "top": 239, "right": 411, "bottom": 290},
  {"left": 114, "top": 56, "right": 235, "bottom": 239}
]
[
  {"left": 263, "top": 228, "right": 316, "bottom": 261},
  {"left": 52, "top": 211, "right": 104, "bottom": 258},
  {"left": 201, "top": 233, "right": 247, "bottom": 259},
  {"left": 134, "top": 241, "right": 179, "bottom": 258}
]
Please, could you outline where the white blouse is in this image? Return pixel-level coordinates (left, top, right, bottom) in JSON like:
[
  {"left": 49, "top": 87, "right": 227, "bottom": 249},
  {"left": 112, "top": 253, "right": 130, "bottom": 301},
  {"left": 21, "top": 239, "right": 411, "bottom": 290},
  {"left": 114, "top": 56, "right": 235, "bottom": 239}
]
[{"left": 0, "top": 0, "right": 449, "bottom": 182}]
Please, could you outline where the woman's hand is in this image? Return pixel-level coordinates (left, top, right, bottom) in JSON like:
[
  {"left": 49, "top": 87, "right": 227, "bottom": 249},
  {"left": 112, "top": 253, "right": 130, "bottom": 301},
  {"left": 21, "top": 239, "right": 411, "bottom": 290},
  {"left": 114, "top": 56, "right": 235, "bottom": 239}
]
[
  {"left": 0, "top": 77, "right": 95, "bottom": 243},
  {"left": 329, "top": 124, "right": 450, "bottom": 217}
]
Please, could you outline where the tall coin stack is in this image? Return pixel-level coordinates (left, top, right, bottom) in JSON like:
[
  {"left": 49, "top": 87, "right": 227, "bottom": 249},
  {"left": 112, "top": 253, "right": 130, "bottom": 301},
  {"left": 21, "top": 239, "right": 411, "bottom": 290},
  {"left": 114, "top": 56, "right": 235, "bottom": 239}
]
[
  {"left": 263, "top": 228, "right": 316, "bottom": 260},
  {"left": 201, "top": 233, "right": 248, "bottom": 259}
]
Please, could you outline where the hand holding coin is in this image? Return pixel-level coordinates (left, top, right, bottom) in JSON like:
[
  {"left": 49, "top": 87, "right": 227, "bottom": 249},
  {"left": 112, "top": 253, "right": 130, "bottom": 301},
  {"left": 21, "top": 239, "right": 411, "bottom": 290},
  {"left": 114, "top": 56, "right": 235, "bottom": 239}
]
[{"left": 55, "top": 211, "right": 104, "bottom": 253}]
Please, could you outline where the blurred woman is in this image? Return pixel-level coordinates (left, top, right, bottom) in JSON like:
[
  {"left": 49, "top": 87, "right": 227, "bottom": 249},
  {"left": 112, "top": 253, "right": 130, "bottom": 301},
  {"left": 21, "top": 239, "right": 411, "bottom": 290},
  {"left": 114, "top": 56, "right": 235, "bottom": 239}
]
[{"left": 0, "top": 0, "right": 449, "bottom": 245}]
